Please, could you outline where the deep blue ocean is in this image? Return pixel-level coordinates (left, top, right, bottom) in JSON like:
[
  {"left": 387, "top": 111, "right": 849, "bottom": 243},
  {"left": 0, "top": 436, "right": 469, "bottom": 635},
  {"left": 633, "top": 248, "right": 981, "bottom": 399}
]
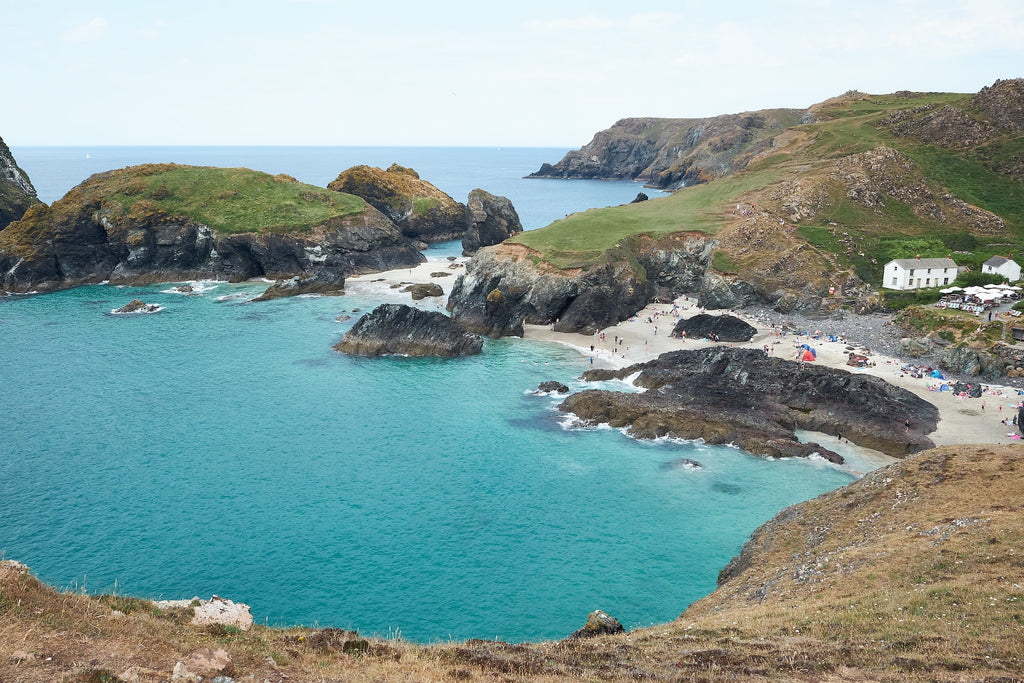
[{"left": 1, "top": 147, "right": 860, "bottom": 642}]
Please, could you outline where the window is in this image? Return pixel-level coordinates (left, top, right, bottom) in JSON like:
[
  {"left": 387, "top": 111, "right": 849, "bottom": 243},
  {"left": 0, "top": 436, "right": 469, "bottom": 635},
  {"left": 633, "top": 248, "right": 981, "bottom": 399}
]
[
  {"left": 892, "top": 277, "right": 898, "bottom": 285},
  {"left": 943, "top": 277, "right": 949, "bottom": 285}
]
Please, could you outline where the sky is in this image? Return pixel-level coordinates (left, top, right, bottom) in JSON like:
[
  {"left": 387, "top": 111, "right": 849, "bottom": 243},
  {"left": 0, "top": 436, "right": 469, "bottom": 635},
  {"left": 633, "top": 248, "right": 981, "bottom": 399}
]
[{"left": 2, "top": 0, "right": 1023, "bottom": 147}]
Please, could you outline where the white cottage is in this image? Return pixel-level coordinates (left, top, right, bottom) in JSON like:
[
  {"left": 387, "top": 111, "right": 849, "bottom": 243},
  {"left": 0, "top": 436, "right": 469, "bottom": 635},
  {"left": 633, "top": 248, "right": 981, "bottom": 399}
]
[
  {"left": 982, "top": 255, "right": 1021, "bottom": 282},
  {"left": 882, "top": 257, "right": 958, "bottom": 291}
]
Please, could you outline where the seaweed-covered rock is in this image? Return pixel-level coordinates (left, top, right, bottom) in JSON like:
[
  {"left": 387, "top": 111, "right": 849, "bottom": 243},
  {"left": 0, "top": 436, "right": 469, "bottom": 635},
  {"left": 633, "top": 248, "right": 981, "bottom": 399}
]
[
  {"left": 334, "top": 303, "right": 482, "bottom": 357},
  {"left": 403, "top": 282, "right": 444, "bottom": 300}
]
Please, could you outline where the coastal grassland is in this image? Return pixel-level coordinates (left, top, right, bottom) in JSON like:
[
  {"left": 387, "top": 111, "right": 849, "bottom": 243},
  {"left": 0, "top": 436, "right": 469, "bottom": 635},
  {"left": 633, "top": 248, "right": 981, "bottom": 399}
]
[
  {"left": 107, "top": 165, "right": 367, "bottom": 234},
  {"left": 2, "top": 445, "right": 1021, "bottom": 682},
  {"left": 63, "top": 164, "right": 368, "bottom": 235},
  {"left": 511, "top": 170, "right": 782, "bottom": 269}
]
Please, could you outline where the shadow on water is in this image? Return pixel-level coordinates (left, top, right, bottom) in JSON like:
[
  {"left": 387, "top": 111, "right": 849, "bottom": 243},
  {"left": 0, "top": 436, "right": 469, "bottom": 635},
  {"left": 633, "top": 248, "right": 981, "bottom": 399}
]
[{"left": 712, "top": 481, "right": 743, "bottom": 495}]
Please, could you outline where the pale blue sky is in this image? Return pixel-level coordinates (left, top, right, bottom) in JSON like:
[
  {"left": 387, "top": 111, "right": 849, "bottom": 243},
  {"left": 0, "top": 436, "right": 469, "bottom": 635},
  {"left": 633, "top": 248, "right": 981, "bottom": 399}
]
[{"left": 3, "top": 0, "right": 1022, "bottom": 146}]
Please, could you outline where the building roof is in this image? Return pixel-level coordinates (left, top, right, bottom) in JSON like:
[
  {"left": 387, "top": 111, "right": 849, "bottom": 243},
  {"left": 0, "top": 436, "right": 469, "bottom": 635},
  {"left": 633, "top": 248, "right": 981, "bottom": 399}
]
[
  {"left": 886, "top": 258, "right": 958, "bottom": 269},
  {"left": 984, "top": 255, "right": 1017, "bottom": 267}
]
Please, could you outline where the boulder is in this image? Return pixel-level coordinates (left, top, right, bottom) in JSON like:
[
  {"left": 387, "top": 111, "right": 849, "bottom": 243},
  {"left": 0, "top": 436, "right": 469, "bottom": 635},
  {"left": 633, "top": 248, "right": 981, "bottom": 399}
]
[
  {"left": 253, "top": 269, "right": 346, "bottom": 302},
  {"left": 940, "top": 345, "right": 1006, "bottom": 379},
  {"left": 630, "top": 192, "right": 649, "bottom": 203},
  {"left": 173, "top": 648, "right": 231, "bottom": 680},
  {"left": 113, "top": 299, "right": 160, "bottom": 314},
  {"left": 334, "top": 303, "right": 483, "bottom": 357},
  {"left": 672, "top": 313, "right": 757, "bottom": 342},
  {"left": 328, "top": 163, "right": 467, "bottom": 242},
  {"left": 153, "top": 595, "right": 253, "bottom": 631},
  {"left": 900, "top": 336, "right": 933, "bottom": 357},
  {"left": 563, "top": 347, "right": 939, "bottom": 458},
  {"left": 567, "top": 610, "right": 625, "bottom": 639},
  {"left": 403, "top": 282, "right": 444, "bottom": 300},
  {"left": 461, "top": 188, "right": 523, "bottom": 255},
  {"left": 536, "top": 381, "right": 570, "bottom": 394}
]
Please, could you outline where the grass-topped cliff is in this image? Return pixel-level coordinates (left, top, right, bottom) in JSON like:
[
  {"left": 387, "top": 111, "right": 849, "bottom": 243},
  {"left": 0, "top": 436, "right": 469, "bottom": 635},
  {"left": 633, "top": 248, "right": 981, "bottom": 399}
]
[
  {"left": 511, "top": 81, "right": 1024, "bottom": 308},
  {"left": 0, "top": 163, "right": 424, "bottom": 292},
  {"left": 3, "top": 444, "right": 1020, "bottom": 682}
]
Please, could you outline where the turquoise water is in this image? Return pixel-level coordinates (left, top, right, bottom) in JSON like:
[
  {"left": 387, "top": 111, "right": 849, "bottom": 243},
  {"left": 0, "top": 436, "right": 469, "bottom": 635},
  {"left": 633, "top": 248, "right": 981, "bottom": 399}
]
[{"left": 1, "top": 147, "right": 859, "bottom": 642}]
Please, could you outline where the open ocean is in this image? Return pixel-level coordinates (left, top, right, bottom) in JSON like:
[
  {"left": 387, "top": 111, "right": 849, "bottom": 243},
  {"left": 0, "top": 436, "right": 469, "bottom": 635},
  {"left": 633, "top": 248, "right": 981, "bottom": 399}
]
[{"left": 1, "top": 146, "right": 863, "bottom": 642}]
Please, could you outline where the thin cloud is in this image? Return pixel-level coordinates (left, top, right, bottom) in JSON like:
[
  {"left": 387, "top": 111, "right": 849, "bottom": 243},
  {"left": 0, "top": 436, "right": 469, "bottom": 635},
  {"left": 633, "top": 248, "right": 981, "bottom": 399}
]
[{"left": 61, "top": 17, "right": 109, "bottom": 44}]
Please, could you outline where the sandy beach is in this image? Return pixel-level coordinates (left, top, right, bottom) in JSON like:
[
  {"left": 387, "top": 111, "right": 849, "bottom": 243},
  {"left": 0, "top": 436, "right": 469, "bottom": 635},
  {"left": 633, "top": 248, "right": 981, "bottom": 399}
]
[{"left": 348, "top": 256, "right": 1024, "bottom": 456}]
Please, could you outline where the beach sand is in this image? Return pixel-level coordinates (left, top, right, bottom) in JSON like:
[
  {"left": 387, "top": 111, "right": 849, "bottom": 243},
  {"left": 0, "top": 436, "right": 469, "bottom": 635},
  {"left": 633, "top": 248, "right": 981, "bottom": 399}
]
[{"left": 348, "top": 256, "right": 1024, "bottom": 458}]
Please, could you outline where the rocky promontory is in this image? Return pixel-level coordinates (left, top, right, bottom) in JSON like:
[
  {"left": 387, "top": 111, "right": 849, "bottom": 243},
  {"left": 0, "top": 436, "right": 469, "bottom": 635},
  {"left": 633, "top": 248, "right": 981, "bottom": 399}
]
[
  {"left": 447, "top": 234, "right": 716, "bottom": 337},
  {"left": 0, "top": 164, "right": 425, "bottom": 294},
  {"left": 560, "top": 347, "right": 938, "bottom": 458},
  {"left": 0, "top": 136, "right": 39, "bottom": 229},
  {"left": 334, "top": 303, "right": 483, "bottom": 357},
  {"left": 328, "top": 163, "right": 467, "bottom": 243},
  {"left": 529, "top": 109, "right": 805, "bottom": 189}
]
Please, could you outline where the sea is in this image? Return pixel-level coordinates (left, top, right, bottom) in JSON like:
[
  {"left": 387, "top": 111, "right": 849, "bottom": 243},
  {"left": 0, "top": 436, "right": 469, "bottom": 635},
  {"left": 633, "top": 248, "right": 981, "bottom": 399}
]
[{"left": 1, "top": 146, "right": 868, "bottom": 643}]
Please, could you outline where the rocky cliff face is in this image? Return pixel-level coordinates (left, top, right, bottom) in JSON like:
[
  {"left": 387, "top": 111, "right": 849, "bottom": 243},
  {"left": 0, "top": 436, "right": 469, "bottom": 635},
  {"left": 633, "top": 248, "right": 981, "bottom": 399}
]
[
  {"left": 0, "top": 136, "right": 39, "bottom": 229},
  {"left": 327, "top": 163, "right": 468, "bottom": 243},
  {"left": 447, "top": 234, "right": 716, "bottom": 337},
  {"left": 529, "top": 110, "right": 805, "bottom": 189},
  {"left": 0, "top": 165, "right": 424, "bottom": 293},
  {"left": 334, "top": 303, "right": 483, "bottom": 357},
  {"left": 561, "top": 347, "right": 939, "bottom": 458},
  {"left": 461, "top": 188, "right": 523, "bottom": 255}
]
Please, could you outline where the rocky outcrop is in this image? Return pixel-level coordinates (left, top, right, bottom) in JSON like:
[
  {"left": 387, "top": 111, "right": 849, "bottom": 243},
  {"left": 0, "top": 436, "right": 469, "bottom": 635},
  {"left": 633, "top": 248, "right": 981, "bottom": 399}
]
[
  {"left": 113, "top": 299, "right": 160, "bottom": 314},
  {"left": 672, "top": 313, "right": 757, "bottom": 342},
  {"left": 0, "top": 136, "right": 39, "bottom": 229},
  {"left": 334, "top": 303, "right": 483, "bottom": 357},
  {"left": 403, "top": 282, "right": 443, "bottom": 300},
  {"left": 560, "top": 347, "right": 938, "bottom": 458},
  {"left": 566, "top": 610, "right": 625, "bottom": 640},
  {"left": 529, "top": 110, "right": 805, "bottom": 189},
  {"left": 939, "top": 345, "right": 1006, "bottom": 379},
  {"left": 0, "top": 164, "right": 424, "bottom": 294},
  {"left": 448, "top": 234, "right": 716, "bottom": 338},
  {"left": 153, "top": 595, "right": 253, "bottom": 631},
  {"left": 253, "top": 269, "right": 346, "bottom": 301},
  {"left": 328, "top": 163, "right": 466, "bottom": 243},
  {"left": 461, "top": 188, "right": 523, "bottom": 255}
]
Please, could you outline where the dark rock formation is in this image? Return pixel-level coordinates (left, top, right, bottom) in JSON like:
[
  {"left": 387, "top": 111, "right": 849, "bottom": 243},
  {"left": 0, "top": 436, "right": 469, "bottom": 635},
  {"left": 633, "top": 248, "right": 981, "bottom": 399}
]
[
  {"left": 672, "top": 314, "right": 757, "bottom": 342},
  {"left": 461, "top": 188, "right": 523, "bottom": 255},
  {"left": 661, "top": 457, "right": 703, "bottom": 470},
  {"left": 567, "top": 610, "right": 625, "bottom": 640},
  {"left": 536, "top": 381, "right": 569, "bottom": 394},
  {"left": 253, "top": 270, "right": 346, "bottom": 302},
  {"left": 403, "top": 282, "right": 443, "bottom": 300},
  {"left": 0, "top": 165, "right": 424, "bottom": 294},
  {"left": 113, "top": 299, "right": 159, "bottom": 314},
  {"left": 630, "top": 192, "right": 649, "bottom": 203},
  {"left": 328, "top": 164, "right": 467, "bottom": 243},
  {"left": 447, "top": 234, "right": 716, "bottom": 337},
  {"left": 0, "top": 136, "right": 39, "bottom": 229},
  {"left": 940, "top": 345, "right": 1006, "bottom": 379},
  {"left": 528, "top": 110, "right": 805, "bottom": 190},
  {"left": 334, "top": 303, "right": 483, "bottom": 357},
  {"left": 560, "top": 347, "right": 938, "bottom": 458}
]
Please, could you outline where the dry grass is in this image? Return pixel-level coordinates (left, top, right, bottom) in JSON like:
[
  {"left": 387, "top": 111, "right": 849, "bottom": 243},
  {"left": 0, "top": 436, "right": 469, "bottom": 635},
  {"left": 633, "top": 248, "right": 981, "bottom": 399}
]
[{"left": 3, "top": 444, "right": 1023, "bottom": 682}]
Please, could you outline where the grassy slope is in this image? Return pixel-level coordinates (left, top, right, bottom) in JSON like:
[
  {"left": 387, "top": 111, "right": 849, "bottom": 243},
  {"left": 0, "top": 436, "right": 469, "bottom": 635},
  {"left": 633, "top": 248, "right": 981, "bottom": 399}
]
[
  {"left": 513, "top": 91, "right": 1024, "bottom": 285},
  {"left": 2, "top": 445, "right": 1021, "bottom": 682},
  {"left": 26, "top": 164, "right": 367, "bottom": 237}
]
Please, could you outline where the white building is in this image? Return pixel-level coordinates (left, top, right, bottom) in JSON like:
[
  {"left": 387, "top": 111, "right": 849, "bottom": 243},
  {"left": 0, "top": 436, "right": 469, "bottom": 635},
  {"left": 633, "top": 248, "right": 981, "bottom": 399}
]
[
  {"left": 982, "top": 255, "right": 1021, "bottom": 282},
  {"left": 882, "top": 257, "right": 958, "bottom": 291}
]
